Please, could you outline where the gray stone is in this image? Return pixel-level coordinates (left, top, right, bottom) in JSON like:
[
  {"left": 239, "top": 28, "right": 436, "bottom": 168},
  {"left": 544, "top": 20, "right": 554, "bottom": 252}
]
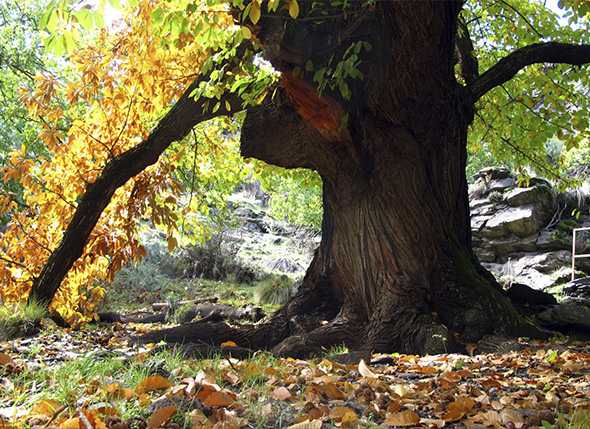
[
  {"left": 483, "top": 205, "right": 548, "bottom": 238},
  {"left": 505, "top": 185, "right": 554, "bottom": 208},
  {"left": 473, "top": 166, "right": 512, "bottom": 181},
  {"left": 536, "top": 229, "right": 570, "bottom": 251},
  {"left": 487, "top": 234, "right": 538, "bottom": 254},
  {"left": 488, "top": 177, "right": 516, "bottom": 193},
  {"left": 536, "top": 302, "right": 590, "bottom": 329},
  {"left": 471, "top": 215, "right": 492, "bottom": 231}
]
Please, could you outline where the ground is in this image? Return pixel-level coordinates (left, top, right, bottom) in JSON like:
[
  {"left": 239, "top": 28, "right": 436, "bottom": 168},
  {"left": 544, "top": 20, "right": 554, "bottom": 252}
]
[
  {"left": 2, "top": 281, "right": 590, "bottom": 429},
  {"left": 2, "top": 189, "right": 590, "bottom": 428}
]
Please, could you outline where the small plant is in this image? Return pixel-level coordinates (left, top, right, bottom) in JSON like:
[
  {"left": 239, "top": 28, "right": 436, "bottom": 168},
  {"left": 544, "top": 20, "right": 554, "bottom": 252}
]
[
  {"left": 254, "top": 275, "right": 296, "bottom": 306},
  {"left": 488, "top": 190, "right": 504, "bottom": 203},
  {"left": 0, "top": 301, "right": 47, "bottom": 341}
]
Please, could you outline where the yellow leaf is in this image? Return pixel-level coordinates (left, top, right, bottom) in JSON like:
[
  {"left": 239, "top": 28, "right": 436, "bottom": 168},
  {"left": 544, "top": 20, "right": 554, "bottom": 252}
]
[
  {"left": 60, "top": 418, "right": 80, "bottom": 429},
  {"left": 250, "top": 2, "right": 261, "bottom": 25},
  {"left": 384, "top": 410, "right": 420, "bottom": 427},
  {"left": 30, "top": 399, "right": 61, "bottom": 417},
  {"left": 272, "top": 386, "right": 292, "bottom": 401},
  {"left": 241, "top": 26, "right": 251, "bottom": 39},
  {"left": 287, "top": 420, "right": 322, "bottom": 429},
  {"left": 135, "top": 375, "right": 172, "bottom": 394},
  {"left": 167, "top": 236, "right": 177, "bottom": 252},
  {"left": 288, "top": 0, "right": 299, "bottom": 18},
  {"left": 220, "top": 341, "right": 237, "bottom": 348},
  {"left": 147, "top": 406, "right": 176, "bottom": 429},
  {"left": 358, "top": 359, "right": 377, "bottom": 378}
]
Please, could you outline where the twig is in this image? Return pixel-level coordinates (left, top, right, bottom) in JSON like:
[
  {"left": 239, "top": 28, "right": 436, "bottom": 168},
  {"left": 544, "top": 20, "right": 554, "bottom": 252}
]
[{"left": 43, "top": 405, "right": 66, "bottom": 428}]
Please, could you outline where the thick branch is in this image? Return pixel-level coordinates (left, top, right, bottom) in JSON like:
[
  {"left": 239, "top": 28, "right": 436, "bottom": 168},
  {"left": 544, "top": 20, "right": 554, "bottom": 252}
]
[
  {"left": 241, "top": 95, "right": 341, "bottom": 178},
  {"left": 28, "top": 64, "right": 239, "bottom": 307},
  {"left": 470, "top": 42, "right": 590, "bottom": 101},
  {"left": 455, "top": 19, "right": 479, "bottom": 85}
]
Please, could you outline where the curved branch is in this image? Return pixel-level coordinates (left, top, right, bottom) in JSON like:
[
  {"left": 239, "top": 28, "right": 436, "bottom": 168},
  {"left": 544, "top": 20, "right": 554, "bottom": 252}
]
[
  {"left": 28, "top": 58, "right": 241, "bottom": 307},
  {"left": 470, "top": 42, "right": 590, "bottom": 101}
]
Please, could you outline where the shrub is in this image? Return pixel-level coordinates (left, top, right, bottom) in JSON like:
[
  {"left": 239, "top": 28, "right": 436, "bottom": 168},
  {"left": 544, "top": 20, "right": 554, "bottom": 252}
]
[
  {"left": 0, "top": 301, "right": 46, "bottom": 340},
  {"left": 255, "top": 275, "right": 296, "bottom": 306}
]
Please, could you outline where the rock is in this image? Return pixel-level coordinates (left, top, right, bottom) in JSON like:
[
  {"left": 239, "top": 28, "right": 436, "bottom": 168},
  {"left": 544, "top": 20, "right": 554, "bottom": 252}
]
[
  {"left": 536, "top": 302, "right": 590, "bottom": 330},
  {"left": 505, "top": 185, "right": 554, "bottom": 208},
  {"left": 487, "top": 234, "right": 538, "bottom": 254},
  {"left": 473, "top": 166, "right": 512, "bottom": 181},
  {"left": 483, "top": 204, "right": 551, "bottom": 238},
  {"left": 506, "top": 283, "right": 557, "bottom": 306},
  {"left": 488, "top": 177, "right": 516, "bottom": 193},
  {"left": 536, "top": 229, "right": 570, "bottom": 251},
  {"left": 563, "top": 276, "right": 590, "bottom": 300},
  {"left": 267, "top": 258, "right": 303, "bottom": 273}
]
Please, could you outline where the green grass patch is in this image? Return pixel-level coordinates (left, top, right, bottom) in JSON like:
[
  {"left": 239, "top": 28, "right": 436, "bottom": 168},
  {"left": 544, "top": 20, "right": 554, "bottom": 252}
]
[{"left": 0, "top": 301, "right": 47, "bottom": 341}]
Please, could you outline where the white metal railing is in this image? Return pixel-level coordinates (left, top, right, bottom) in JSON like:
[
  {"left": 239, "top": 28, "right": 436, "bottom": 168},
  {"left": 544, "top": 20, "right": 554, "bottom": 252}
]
[{"left": 571, "top": 227, "right": 590, "bottom": 281}]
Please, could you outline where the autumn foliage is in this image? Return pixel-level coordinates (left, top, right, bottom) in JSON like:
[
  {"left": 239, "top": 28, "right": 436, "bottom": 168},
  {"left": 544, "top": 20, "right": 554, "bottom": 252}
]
[{"left": 0, "top": 0, "right": 235, "bottom": 323}]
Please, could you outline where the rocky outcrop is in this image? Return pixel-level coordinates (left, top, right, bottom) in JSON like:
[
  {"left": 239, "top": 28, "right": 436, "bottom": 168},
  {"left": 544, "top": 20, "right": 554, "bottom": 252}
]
[{"left": 471, "top": 167, "right": 590, "bottom": 291}]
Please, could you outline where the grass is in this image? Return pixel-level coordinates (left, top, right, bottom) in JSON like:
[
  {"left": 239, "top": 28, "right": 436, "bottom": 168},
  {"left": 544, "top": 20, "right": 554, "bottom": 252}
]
[
  {"left": 254, "top": 275, "right": 294, "bottom": 306},
  {"left": 0, "top": 301, "right": 47, "bottom": 341},
  {"left": 546, "top": 409, "right": 590, "bottom": 429}
]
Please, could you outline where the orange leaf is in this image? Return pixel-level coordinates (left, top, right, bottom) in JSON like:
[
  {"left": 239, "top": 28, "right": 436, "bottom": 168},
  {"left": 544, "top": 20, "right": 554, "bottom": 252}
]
[
  {"left": 0, "top": 353, "right": 15, "bottom": 366},
  {"left": 202, "top": 391, "right": 234, "bottom": 408},
  {"left": 384, "top": 410, "right": 420, "bottom": 427},
  {"left": 147, "top": 406, "right": 177, "bottom": 429},
  {"left": 220, "top": 341, "right": 238, "bottom": 348},
  {"left": 135, "top": 375, "right": 172, "bottom": 394}
]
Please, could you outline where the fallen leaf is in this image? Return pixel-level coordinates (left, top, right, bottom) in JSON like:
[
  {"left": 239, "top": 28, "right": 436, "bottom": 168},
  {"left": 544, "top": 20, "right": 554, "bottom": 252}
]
[
  {"left": 147, "top": 406, "right": 176, "bottom": 429},
  {"left": 384, "top": 410, "right": 421, "bottom": 427},
  {"left": 202, "top": 391, "right": 234, "bottom": 408},
  {"left": 30, "top": 399, "right": 61, "bottom": 417},
  {"left": 287, "top": 420, "right": 323, "bottom": 429},
  {"left": 272, "top": 386, "right": 292, "bottom": 401},
  {"left": 442, "top": 396, "right": 476, "bottom": 422},
  {"left": 358, "top": 359, "right": 377, "bottom": 378},
  {"left": 0, "top": 354, "right": 14, "bottom": 367},
  {"left": 135, "top": 375, "right": 172, "bottom": 394},
  {"left": 60, "top": 418, "right": 80, "bottom": 429}
]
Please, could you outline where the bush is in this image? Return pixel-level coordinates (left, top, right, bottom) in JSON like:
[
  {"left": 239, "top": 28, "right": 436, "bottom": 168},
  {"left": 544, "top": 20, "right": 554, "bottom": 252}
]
[
  {"left": 255, "top": 275, "right": 296, "bottom": 306},
  {"left": 180, "top": 234, "right": 256, "bottom": 283},
  {"left": 0, "top": 301, "right": 46, "bottom": 340}
]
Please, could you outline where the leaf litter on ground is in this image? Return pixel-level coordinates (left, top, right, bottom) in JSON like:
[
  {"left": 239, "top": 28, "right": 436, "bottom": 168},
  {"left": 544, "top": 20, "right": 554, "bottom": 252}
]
[{"left": 1, "top": 324, "right": 590, "bottom": 428}]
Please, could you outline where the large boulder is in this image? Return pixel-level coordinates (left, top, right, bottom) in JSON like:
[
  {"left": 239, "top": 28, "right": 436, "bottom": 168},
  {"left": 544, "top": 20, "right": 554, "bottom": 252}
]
[
  {"left": 504, "top": 185, "right": 554, "bottom": 208},
  {"left": 483, "top": 204, "right": 552, "bottom": 238},
  {"left": 536, "top": 302, "right": 590, "bottom": 330}
]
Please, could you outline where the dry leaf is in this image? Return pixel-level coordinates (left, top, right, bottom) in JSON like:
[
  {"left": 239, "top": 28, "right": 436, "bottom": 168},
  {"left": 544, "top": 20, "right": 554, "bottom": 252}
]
[
  {"left": 203, "top": 391, "right": 234, "bottom": 408},
  {"left": 442, "top": 396, "right": 476, "bottom": 422},
  {"left": 384, "top": 410, "right": 421, "bottom": 427},
  {"left": 60, "top": 418, "right": 80, "bottom": 429},
  {"left": 135, "top": 375, "right": 172, "bottom": 394},
  {"left": 0, "top": 354, "right": 14, "bottom": 367},
  {"left": 147, "top": 406, "right": 176, "bottom": 429},
  {"left": 358, "top": 359, "right": 377, "bottom": 378},
  {"left": 272, "top": 386, "right": 292, "bottom": 401},
  {"left": 286, "top": 420, "right": 322, "bottom": 429},
  {"left": 220, "top": 341, "right": 238, "bottom": 348},
  {"left": 30, "top": 399, "right": 61, "bottom": 417}
]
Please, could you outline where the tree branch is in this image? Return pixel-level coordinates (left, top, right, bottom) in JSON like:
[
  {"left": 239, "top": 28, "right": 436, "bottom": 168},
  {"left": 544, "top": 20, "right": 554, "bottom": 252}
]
[
  {"left": 28, "top": 53, "right": 243, "bottom": 307},
  {"left": 470, "top": 42, "right": 590, "bottom": 101},
  {"left": 455, "top": 18, "right": 479, "bottom": 85}
]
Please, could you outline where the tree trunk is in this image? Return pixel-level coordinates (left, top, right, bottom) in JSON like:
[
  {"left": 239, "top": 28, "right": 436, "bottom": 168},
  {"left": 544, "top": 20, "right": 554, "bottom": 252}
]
[{"left": 139, "top": 2, "right": 544, "bottom": 355}]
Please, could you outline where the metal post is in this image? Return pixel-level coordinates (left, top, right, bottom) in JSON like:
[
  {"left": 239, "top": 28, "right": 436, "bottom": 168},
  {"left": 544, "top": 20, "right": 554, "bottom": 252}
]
[{"left": 572, "top": 228, "right": 576, "bottom": 282}]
